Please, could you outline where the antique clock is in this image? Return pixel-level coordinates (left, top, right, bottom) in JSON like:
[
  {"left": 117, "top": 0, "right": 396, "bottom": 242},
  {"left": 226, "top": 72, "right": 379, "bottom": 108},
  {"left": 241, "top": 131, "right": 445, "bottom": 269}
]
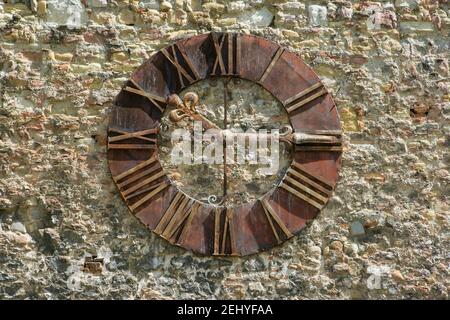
[{"left": 107, "top": 33, "right": 342, "bottom": 256}]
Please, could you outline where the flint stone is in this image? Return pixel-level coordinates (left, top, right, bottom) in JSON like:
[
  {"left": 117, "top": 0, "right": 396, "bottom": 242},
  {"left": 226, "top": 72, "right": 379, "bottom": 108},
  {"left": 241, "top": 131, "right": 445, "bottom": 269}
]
[
  {"left": 139, "top": 0, "right": 159, "bottom": 10},
  {"left": 395, "top": 0, "right": 420, "bottom": 10},
  {"left": 11, "top": 222, "right": 26, "bottom": 234},
  {"left": 88, "top": 0, "right": 107, "bottom": 8},
  {"left": 308, "top": 5, "right": 327, "bottom": 27},
  {"left": 45, "top": 0, "right": 88, "bottom": 27},
  {"left": 350, "top": 221, "right": 365, "bottom": 237},
  {"left": 237, "top": 8, "right": 274, "bottom": 28},
  {"left": 400, "top": 22, "right": 435, "bottom": 33}
]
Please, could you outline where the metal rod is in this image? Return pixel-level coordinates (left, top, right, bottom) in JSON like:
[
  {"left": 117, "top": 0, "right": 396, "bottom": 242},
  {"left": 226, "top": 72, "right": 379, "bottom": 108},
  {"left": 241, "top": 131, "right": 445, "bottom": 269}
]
[{"left": 223, "top": 78, "right": 229, "bottom": 203}]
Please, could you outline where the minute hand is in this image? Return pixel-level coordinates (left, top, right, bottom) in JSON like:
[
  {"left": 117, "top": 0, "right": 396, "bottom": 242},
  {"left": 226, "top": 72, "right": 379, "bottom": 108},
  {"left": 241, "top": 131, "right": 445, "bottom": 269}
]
[
  {"left": 222, "top": 129, "right": 343, "bottom": 151},
  {"left": 222, "top": 78, "right": 230, "bottom": 203}
]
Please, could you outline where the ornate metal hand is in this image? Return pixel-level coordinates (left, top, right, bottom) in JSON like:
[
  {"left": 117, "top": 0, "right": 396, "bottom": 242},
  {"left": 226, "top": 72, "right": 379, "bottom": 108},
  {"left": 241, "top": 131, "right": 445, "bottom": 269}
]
[
  {"left": 278, "top": 127, "right": 341, "bottom": 145},
  {"left": 166, "top": 87, "right": 342, "bottom": 206},
  {"left": 167, "top": 91, "right": 341, "bottom": 148},
  {"left": 167, "top": 92, "right": 220, "bottom": 130}
]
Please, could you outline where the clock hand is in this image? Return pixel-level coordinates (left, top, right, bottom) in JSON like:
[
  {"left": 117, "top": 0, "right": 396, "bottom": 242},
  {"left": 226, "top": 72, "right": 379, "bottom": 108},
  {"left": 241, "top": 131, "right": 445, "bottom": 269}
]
[
  {"left": 222, "top": 77, "right": 230, "bottom": 205},
  {"left": 288, "top": 131, "right": 341, "bottom": 144},
  {"left": 167, "top": 90, "right": 227, "bottom": 206},
  {"left": 167, "top": 93, "right": 340, "bottom": 147},
  {"left": 167, "top": 93, "right": 220, "bottom": 130},
  {"left": 220, "top": 125, "right": 341, "bottom": 146}
]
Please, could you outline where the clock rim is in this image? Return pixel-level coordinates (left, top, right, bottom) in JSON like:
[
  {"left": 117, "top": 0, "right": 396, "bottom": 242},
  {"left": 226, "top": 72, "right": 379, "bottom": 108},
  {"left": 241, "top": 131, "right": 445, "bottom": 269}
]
[{"left": 107, "top": 32, "right": 343, "bottom": 256}]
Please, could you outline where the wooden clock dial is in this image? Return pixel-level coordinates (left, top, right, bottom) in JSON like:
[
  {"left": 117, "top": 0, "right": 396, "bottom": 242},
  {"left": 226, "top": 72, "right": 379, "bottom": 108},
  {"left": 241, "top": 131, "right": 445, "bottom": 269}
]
[{"left": 107, "top": 33, "right": 342, "bottom": 256}]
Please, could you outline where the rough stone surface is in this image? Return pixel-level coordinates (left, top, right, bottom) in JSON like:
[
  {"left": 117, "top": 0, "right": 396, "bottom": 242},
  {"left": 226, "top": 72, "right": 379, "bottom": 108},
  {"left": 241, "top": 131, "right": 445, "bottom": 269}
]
[
  {"left": 45, "top": 0, "right": 88, "bottom": 27},
  {"left": 87, "top": 0, "right": 108, "bottom": 8},
  {"left": 308, "top": 5, "right": 327, "bottom": 27},
  {"left": 350, "top": 221, "right": 365, "bottom": 237},
  {"left": 0, "top": 0, "right": 449, "bottom": 300},
  {"left": 10, "top": 222, "right": 26, "bottom": 234},
  {"left": 236, "top": 7, "right": 274, "bottom": 28}
]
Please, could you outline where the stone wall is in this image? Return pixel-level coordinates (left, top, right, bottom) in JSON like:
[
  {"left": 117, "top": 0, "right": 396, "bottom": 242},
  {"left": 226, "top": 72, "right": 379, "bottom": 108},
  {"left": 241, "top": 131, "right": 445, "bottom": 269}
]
[{"left": 0, "top": 0, "right": 448, "bottom": 299}]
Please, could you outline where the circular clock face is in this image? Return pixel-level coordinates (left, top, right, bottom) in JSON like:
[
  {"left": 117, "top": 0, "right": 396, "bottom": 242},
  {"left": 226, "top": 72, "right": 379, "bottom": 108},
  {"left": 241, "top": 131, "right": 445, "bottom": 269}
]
[
  {"left": 108, "top": 33, "right": 342, "bottom": 256},
  {"left": 158, "top": 77, "right": 293, "bottom": 206}
]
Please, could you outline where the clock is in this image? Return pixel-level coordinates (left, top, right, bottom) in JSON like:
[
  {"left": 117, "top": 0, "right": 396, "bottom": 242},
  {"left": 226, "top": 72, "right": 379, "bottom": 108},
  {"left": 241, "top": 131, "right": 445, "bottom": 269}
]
[{"left": 107, "top": 33, "right": 342, "bottom": 256}]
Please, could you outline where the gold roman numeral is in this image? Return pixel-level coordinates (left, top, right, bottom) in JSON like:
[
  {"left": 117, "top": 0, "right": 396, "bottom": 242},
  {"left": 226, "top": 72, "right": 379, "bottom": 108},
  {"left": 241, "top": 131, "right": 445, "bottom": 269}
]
[
  {"left": 213, "top": 207, "right": 237, "bottom": 256},
  {"left": 280, "top": 161, "right": 333, "bottom": 209},
  {"left": 113, "top": 156, "right": 169, "bottom": 212},
  {"left": 108, "top": 127, "right": 157, "bottom": 150},
  {"left": 283, "top": 82, "right": 328, "bottom": 114},
  {"left": 161, "top": 43, "right": 200, "bottom": 88},
  {"left": 123, "top": 79, "right": 166, "bottom": 112},
  {"left": 260, "top": 198, "right": 293, "bottom": 243},
  {"left": 154, "top": 191, "right": 201, "bottom": 244},
  {"left": 259, "top": 47, "right": 284, "bottom": 83},
  {"left": 211, "top": 33, "right": 241, "bottom": 76}
]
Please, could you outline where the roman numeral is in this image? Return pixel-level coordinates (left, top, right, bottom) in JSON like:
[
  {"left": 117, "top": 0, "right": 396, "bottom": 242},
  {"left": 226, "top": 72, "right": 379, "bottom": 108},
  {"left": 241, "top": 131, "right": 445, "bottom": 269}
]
[
  {"left": 161, "top": 43, "right": 200, "bottom": 88},
  {"left": 213, "top": 207, "right": 237, "bottom": 256},
  {"left": 283, "top": 82, "right": 328, "bottom": 114},
  {"left": 212, "top": 33, "right": 225, "bottom": 74},
  {"left": 293, "top": 130, "right": 343, "bottom": 152},
  {"left": 259, "top": 47, "right": 284, "bottom": 83},
  {"left": 260, "top": 198, "right": 293, "bottom": 243},
  {"left": 108, "top": 127, "right": 157, "bottom": 150},
  {"left": 113, "top": 156, "right": 169, "bottom": 212},
  {"left": 211, "top": 33, "right": 241, "bottom": 76},
  {"left": 154, "top": 191, "right": 201, "bottom": 244},
  {"left": 123, "top": 79, "right": 166, "bottom": 112},
  {"left": 280, "top": 161, "right": 333, "bottom": 210}
]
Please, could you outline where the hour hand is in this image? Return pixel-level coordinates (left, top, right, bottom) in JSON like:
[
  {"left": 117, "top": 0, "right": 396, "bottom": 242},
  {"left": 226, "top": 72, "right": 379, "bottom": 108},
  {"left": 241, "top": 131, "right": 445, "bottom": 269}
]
[
  {"left": 284, "top": 128, "right": 343, "bottom": 151},
  {"left": 229, "top": 126, "right": 343, "bottom": 152},
  {"left": 167, "top": 92, "right": 220, "bottom": 130}
]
